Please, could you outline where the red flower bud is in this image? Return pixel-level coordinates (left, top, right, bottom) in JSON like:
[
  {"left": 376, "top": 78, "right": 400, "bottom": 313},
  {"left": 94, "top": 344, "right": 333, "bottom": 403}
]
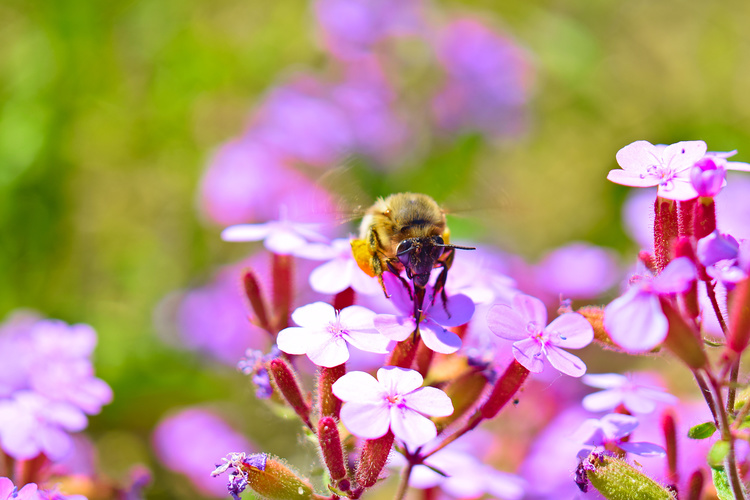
[
  {"left": 268, "top": 358, "right": 312, "bottom": 428},
  {"left": 318, "top": 417, "right": 348, "bottom": 483}
]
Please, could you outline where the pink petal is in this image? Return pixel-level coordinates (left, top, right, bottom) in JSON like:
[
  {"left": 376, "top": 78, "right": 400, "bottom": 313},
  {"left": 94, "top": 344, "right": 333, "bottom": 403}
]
[
  {"left": 0, "top": 478, "right": 14, "bottom": 498},
  {"left": 604, "top": 288, "right": 668, "bottom": 352},
  {"left": 600, "top": 413, "right": 639, "bottom": 439},
  {"left": 545, "top": 313, "right": 593, "bottom": 349},
  {"left": 276, "top": 327, "right": 311, "bottom": 355},
  {"left": 339, "top": 305, "right": 377, "bottom": 329},
  {"left": 404, "top": 387, "right": 453, "bottom": 417},
  {"left": 306, "top": 333, "right": 350, "bottom": 367},
  {"left": 619, "top": 441, "right": 666, "bottom": 457},
  {"left": 545, "top": 345, "right": 587, "bottom": 377},
  {"left": 38, "top": 424, "right": 74, "bottom": 461},
  {"left": 332, "top": 371, "right": 383, "bottom": 403},
  {"left": 621, "top": 392, "right": 657, "bottom": 414},
  {"left": 344, "top": 329, "right": 391, "bottom": 354},
  {"left": 340, "top": 401, "right": 391, "bottom": 439},
  {"left": 582, "top": 373, "right": 627, "bottom": 389},
  {"left": 418, "top": 320, "right": 461, "bottom": 354},
  {"left": 309, "top": 259, "right": 352, "bottom": 294},
  {"left": 374, "top": 314, "right": 416, "bottom": 341},
  {"left": 512, "top": 294, "right": 547, "bottom": 325},
  {"left": 511, "top": 338, "right": 545, "bottom": 373},
  {"left": 656, "top": 178, "right": 699, "bottom": 201},
  {"left": 265, "top": 229, "right": 307, "bottom": 254},
  {"left": 486, "top": 304, "right": 528, "bottom": 341},
  {"left": 581, "top": 389, "right": 624, "bottom": 412},
  {"left": 615, "top": 140, "right": 660, "bottom": 171},
  {"left": 390, "top": 406, "right": 438, "bottom": 447},
  {"left": 377, "top": 367, "right": 423, "bottom": 395},
  {"left": 726, "top": 160, "right": 750, "bottom": 172},
  {"left": 291, "top": 302, "right": 335, "bottom": 328},
  {"left": 606, "top": 169, "right": 660, "bottom": 187},
  {"left": 662, "top": 141, "right": 707, "bottom": 172},
  {"left": 652, "top": 257, "right": 696, "bottom": 294},
  {"left": 220, "top": 223, "right": 273, "bottom": 242},
  {"left": 429, "top": 293, "right": 475, "bottom": 327}
]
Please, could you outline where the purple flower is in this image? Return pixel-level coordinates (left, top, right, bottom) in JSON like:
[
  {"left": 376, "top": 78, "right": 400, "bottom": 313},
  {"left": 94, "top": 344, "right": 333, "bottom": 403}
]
[
  {"left": 442, "top": 247, "right": 518, "bottom": 305},
  {"left": 582, "top": 373, "right": 677, "bottom": 414},
  {"left": 222, "top": 213, "right": 329, "bottom": 255},
  {"left": 332, "top": 367, "right": 453, "bottom": 447},
  {"left": 573, "top": 413, "right": 666, "bottom": 459},
  {"left": 212, "top": 453, "right": 267, "bottom": 500},
  {"left": 373, "top": 285, "right": 474, "bottom": 354},
  {"left": 153, "top": 408, "right": 254, "bottom": 497},
  {"left": 432, "top": 19, "right": 531, "bottom": 138},
  {"left": 487, "top": 293, "right": 593, "bottom": 377},
  {"left": 276, "top": 302, "right": 390, "bottom": 367},
  {"left": 238, "top": 347, "right": 281, "bottom": 399},
  {"left": 295, "top": 238, "right": 383, "bottom": 296},
  {"left": 0, "top": 391, "right": 87, "bottom": 461},
  {"left": 690, "top": 157, "right": 726, "bottom": 197},
  {"left": 608, "top": 140, "right": 707, "bottom": 200},
  {"left": 534, "top": 242, "right": 620, "bottom": 300},
  {"left": 604, "top": 257, "right": 697, "bottom": 352},
  {"left": 0, "top": 478, "right": 39, "bottom": 500},
  {"left": 696, "top": 230, "right": 749, "bottom": 286}
]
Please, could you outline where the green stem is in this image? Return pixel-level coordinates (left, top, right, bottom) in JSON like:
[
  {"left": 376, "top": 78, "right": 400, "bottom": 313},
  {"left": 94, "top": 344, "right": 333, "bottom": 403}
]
[{"left": 393, "top": 460, "right": 415, "bottom": 500}]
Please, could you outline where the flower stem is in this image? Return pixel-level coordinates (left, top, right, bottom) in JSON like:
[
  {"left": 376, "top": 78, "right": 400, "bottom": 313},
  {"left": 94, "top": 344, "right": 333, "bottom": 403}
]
[{"left": 393, "top": 460, "right": 415, "bottom": 500}]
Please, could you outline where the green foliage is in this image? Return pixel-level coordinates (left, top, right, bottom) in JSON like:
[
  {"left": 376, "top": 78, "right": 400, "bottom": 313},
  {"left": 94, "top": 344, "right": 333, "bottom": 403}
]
[
  {"left": 586, "top": 455, "right": 675, "bottom": 500},
  {"left": 708, "top": 440, "right": 731, "bottom": 468},
  {"left": 687, "top": 421, "right": 717, "bottom": 440}
]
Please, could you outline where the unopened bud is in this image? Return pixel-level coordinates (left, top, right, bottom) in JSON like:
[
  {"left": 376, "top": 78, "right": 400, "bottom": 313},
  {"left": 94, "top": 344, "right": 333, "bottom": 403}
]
[
  {"left": 355, "top": 431, "right": 394, "bottom": 489},
  {"left": 318, "top": 364, "right": 345, "bottom": 419},
  {"left": 480, "top": 359, "right": 529, "bottom": 420},
  {"left": 638, "top": 251, "right": 657, "bottom": 275},
  {"left": 661, "top": 410, "right": 678, "bottom": 485},
  {"left": 243, "top": 269, "right": 272, "bottom": 334},
  {"left": 654, "top": 197, "right": 679, "bottom": 272},
  {"left": 660, "top": 298, "right": 707, "bottom": 369},
  {"left": 674, "top": 239, "right": 700, "bottom": 319},
  {"left": 415, "top": 339, "right": 435, "bottom": 377},
  {"left": 244, "top": 454, "right": 314, "bottom": 500},
  {"left": 586, "top": 454, "right": 675, "bottom": 500},
  {"left": 318, "top": 417, "right": 348, "bottom": 483},
  {"left": 577, "top": 306, "right": 619, "bottom": 350},
  {"left": 728, "top": 277, "right": 750, "bottom": 355},
  {"left": 694, "top": 197, "right": 717, "bottom": 240},
  {"left": 686, "top": 469, "right": 704, "bottom": 500},
  {"left": 268, "top": 358, "right": 312, "bottom": 427},
  {"left": 434, "top": 370, "right": 488, "bottom": 432},
  {"left": 386, "top": 338, "right": 418, "bottom": 369},
  {"left": 272, "top": 254, "right": 293, "bottom": 331}
]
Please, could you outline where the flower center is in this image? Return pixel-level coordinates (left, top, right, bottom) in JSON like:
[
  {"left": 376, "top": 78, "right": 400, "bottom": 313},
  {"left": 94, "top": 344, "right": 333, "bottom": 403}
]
[{"left": 326, "top": 313, "right": 346, "bottom": 338}]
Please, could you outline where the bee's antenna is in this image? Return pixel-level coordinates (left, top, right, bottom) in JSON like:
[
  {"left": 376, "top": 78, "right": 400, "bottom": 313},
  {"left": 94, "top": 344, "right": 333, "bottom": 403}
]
[{"left": 436, "top": 244, "right": 476, "bottom": 251}]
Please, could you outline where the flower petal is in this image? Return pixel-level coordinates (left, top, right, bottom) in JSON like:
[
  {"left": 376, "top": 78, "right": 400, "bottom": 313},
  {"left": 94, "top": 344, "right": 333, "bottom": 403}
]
[
  {"left": 606, "top": 169, "right": 660, "bottom": 187},
  {"left": 344, "top": 329, "right": 391, "bottom": 354},
  {"left": 545, "top": 313, "right": 593, "bottom": 349},
  {"left": 265, "top": 229, "right": 307, "bottom": 254},
  {"left": 511, "top": 339, "right": 545, "bottom": 373},
  {"left": 332, "top": 371, "right": 383, "bottom": 403},
  {"left": 309, "top": 259, "right": 352, "bottom": 294},
  {"left": 652, "top": 257, "right": 696, "bottom": 294},
  {"left": 374, "top": 314, "right": 416, "bottom": 342},
  {"left": 615, "top": 141, "right": 659, "bottom": 171},
  {"left": 221, "top": 223, "right": 273, "bottom": 241},
  {"left": 619, "top": 441, "right": 666, "bottom": 457},
  {"left": 418, "top": 320, "right": 461, "bottom": 354},
  {"left": 582, "top": 373, "right": 627, "bottom": 389},
  {"left": 600, "top": 413, "right": 639, "bottom": 439},
  {"left": 429, "top": 293, "right": 475, "bottom": 327},
  {"left": 656, "top": 179, "right": 699, "bottom": 201},
  {"left": 377, "top": 367, "right": 423, "bottom": 395},
  {"left": 604, "top": 288, "right": 668, "bottom": 352},
  {"left": 582, "top": 389, "right": 624, "bottom": 412},
  {"left": 390, "top": 406, "right": 437, "bottom": 447},
  {"left": 340, "top": 401, "right": 391, "bottom": 439},
  {"left": 276, "top": 327, "right": 311, "bottom": 355},
  {"left": 404, "top": 387, "right": 453, "bottom": 417},
  {"left": 662, "top": 141, "right": 707, "bottom": 172},
  {"left": 486, "top": 304, "right": 528, "bottom": 341},
  {"left": 339, "top": 305, "right": 377, "bottom": 329},
  {"left": 545, "top": 345, "right": 587, "bottom": 377},
  {"left": 291, "top": 302, "right": 335, "bottom": 328},
  {"left": 512, "top": 294, "right": 548, "bottom": 325},
  {"left": 306, "top": 334, "right": 350, "bottom": 367}
]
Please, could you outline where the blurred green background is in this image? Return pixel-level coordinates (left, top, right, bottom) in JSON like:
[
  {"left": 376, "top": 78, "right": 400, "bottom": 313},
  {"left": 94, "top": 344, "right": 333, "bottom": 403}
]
[{"left": 2, "top": 0, "right": 750, "bottom": 498}]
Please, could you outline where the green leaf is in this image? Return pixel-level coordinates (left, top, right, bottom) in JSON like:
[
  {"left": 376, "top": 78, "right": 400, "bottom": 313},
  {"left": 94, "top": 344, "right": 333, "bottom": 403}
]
[
  {"left": 586, "top": 455, "right": 675, "bottom": 499},
  {"left": 712, "top": 468, "right": 734, "bottom": 500},
  {"left": 708, "top": 440, "right": 730, "bottom": 468},
  {"left": 687, "top": 421, "right": 717, "bottom": 439}
]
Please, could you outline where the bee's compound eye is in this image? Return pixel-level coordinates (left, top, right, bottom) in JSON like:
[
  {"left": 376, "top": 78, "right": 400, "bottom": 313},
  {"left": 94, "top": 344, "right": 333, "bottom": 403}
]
[
  {"left": 434, "top": 235, "right": 444, "bottom": 245},
  {"left": 396, "top": 240, "right": 413, "bottom": 256}
]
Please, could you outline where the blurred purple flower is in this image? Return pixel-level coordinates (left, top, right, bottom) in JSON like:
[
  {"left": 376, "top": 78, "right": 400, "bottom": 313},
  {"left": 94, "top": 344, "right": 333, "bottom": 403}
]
[
  {"left": 603, "top": 257, "right": 696, "bottom": 352},
  {"left": 237, "top": 347, "right": 280, "bottom": 399},
  {"left": 487, "top": 293, "right": 593, "bottom": 377},
  {"left": 432, "top": 19, "right": 531, "bottom": 138},
  {"left": 0, "top": 391, "right": 87, "bottom": 461},
  {"left": 296, "top": 238, "right": 382, "bottom": 296},
  {"left": 690, "top": 157, "right": 726, "bottom": 197},
  {"left": 443, "top": 247, "right": 518, "bottom": 305},
  {"left": 534, "top": 243, "right": 620, "bottom": 300},
  {"left": 0, "top": 478, "right": 39, "bottom": 500},
  {"left": 277, "top": 302, "right": 389, "bottom": 367},
  {"left": 373, "top": 285, "right": 474, "bottom": 354},
  {"left": 573, "top": 413, "right": 665, "bottom": 459},
  {"left": 332, "top": 367, "right": 453, "bottom": 447},
  {"left": 697, "top": 230, "right": 749, "bottom": 286},
  {"left": 314, "top": 0, "right": 424, "bottom": 59},
  {"left": 581, "top": 373, "right": 677, "bottom": 414},
  {"left": 153, "top": 408, "right": 253, "bottom": 498},
  {"left": 36, "top": 489, "right": 87, "bottom": 500},
  {"left": 222, "top": 212, "right": 329, "bottom": 255}
]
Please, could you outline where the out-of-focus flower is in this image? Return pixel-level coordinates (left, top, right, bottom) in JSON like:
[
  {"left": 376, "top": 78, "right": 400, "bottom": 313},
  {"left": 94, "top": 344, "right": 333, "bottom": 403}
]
[
  {"left": 314, "top": 0, "right": 424, "bottom": 59},
  {"left": 296, "top": 238, "right": 382, "bottom": 296},
  {"left": 573, "top": 413, "right": 666, "bottom": 459},
  {"left": 432, "top": 18, "right": 531, "bottom": 138},
  {"left": 534, "top": 243, "right": 620, "bottom": 300},
  {"left": 332, "top": 367, "right": 453, "bottom": 447},
  {"left": 487, "top": 293, "right": 593, "bottom": 377},
  {"left": 153, "top": 408, "right": 253, "bottom": 498},
  {"left": 237, "top": 347, "right": 281, "bottom": 399},
  {"left": 696, "top": 230, "right": 749, "bottom": 286},
  {"left": 222, "top": 215, "right": 329, "bottom": 255},
  {"left": 276, "top": 302, "right": 389, "bottom": 367},
  {"left": 581, "top": 373, "right": 677, "bottom": 414},
  {"left": 608, "top": 140, "right": 707, "bottom": 201},
  {"left": 603, "top": 257, "right": 696, "bottom": 352},
  {"left": 690, "top": 157, "right": 726, "bottom": 198},
  {"left": 443, "top": 247, "right": 518, "bottom": 305},
  {"left": 0, "top": 391, "right": 87, "bottom": 461},
  {"left": 0, "top": 477, "right": 39, "bottom": 500},
  {"left": 373, "top": 284, "right": 474, "bottom": 354}
]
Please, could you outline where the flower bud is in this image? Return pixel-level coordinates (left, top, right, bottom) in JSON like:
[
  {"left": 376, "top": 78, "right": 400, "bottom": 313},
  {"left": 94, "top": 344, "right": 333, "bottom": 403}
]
[
  {"left": 317, "top": 417, "right": 348, "bottom": 483},
  {"left": 678, "top": 198, "right": 696, "bottom": 237},
  {"left": 243, "top": 268, "right": 272, "bottom": 333},
  {"left": 272, "top": 253, "right": 293, "bottom": 330},
  {"left": 585, "top": 454, "right": 674, "bottom": 500},
  {"left": 433, "top": 370, "right": 488, "bottom": 432},
  {"left": 659, "top": 297, "right": 707, "bottom": 369},
  {"left": 244, "top": 454, "right": 314, "bottom": 500},
  {"left": 694, "top": 197, "right": 717, "bottom": 240},
  {"left": 654, "top": 197, "right": 678, "bottom": 272},
  {"left": 728, "top": 277, "right": 750, "bottom": 354},
  {"left": 386, "top": 338, "right": 418, "bottom": 369},
  {"left": 577, "top": 306, "right": 619, "bottom": 350},
  {"left": 690, "top": 158, "right": 725, "bottom": 198},
  {"left": 355, "top": 431, "right": 394, "bottom": 489},
  {"left": 686, "top": 469, "right": 704, "bottom": 500},
  {"left": 674, "top": 238, "right": 700, "bottom": 319},
  {"left": 480, "top": 360, "right": 529, "bottom": 420},
  {"left": 661, "top": 410, "right": 678, "bottom": 485},
  {"left": 317, "top": 364, "right": 345, "bottom": 419},
  {"left": 268, "top": 358, "right": 312, "bottom": 427}
]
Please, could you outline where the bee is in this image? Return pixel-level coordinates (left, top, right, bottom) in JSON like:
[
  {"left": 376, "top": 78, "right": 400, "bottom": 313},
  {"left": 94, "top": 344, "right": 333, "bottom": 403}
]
[{"left": 350, "top": 192, "right": 474, "bottom": 317}]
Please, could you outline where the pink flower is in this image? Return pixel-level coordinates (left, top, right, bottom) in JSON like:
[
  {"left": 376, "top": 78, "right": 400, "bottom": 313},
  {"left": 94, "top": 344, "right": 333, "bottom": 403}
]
[
  {"left": 332, "top": 367, "right": 453, "bottom": 447},
  {"left": 581, "top": 372, "right": 677, "bottom": 414},
  {"left": 486, "top": 293, "right": 593, "bottom": 377},
  {"left": 221, "top": 214, "right": 329, "bottom": 255},
  {"left": 608, "top": 140, "right": 707, "bottom": 201},
  {"left": 295, "top": 239, "right": 382, "bottom": 296},
  {"left": 0, "top": 478, "right": 39, "bottom": 500},
  {"left": 276, "top": 302, "right": 390, "bottom": 367},
  {"left": 603, "top": 257, "right": 696, "bottom": 352},
  {"left": 573, "top": 413, "right": 666, "bottom": 459}
]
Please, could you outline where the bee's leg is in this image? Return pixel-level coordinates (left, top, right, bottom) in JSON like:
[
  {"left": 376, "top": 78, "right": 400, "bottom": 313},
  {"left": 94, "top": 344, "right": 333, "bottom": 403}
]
[
  {"left": 386, "top": 259, "right": 413, "bottom": 302},
  {"left": 371, "top": 256, "right": 390, "bottom": 298},
  {"left": 412, "top": 285, "right": 426, "bottom": 341}
]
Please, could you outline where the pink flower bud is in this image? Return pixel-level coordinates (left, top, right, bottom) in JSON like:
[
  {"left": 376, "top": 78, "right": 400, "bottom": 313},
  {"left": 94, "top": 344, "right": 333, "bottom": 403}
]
[
  {"left": 268, "top": 358, "right": 312, "bottom": 427},
  {"left": 659, "top": 298, "right": 707, "bottom": 369},
  {"left": 694, "top": 197, "right": 717, "bottom": 240},
  {"left": 243, "top": 268, "right": 273, "bottom": 334},
  {"left": 355, "top": 431, "right": 394, "bottom": 489},
  {"left": 728, "top": 277, "right": 750, "bottom": 354},
  {"left": 660, "top": 410, "right": 678, "bottom": 486},
  {"left": 318, "top": 417, "right": 348, "bottom": 483},
  {"left": 654, "top": 197, "right": 678, "bottom": 272},
  {"left": 244, "top": 454, "right": 314, "bottom": 500},
  {"left": 317, "top": 364, "right": 345, "bottom": 419},
  {"left": 480, "top": 359, "right": 529, "bottom": 420}
]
